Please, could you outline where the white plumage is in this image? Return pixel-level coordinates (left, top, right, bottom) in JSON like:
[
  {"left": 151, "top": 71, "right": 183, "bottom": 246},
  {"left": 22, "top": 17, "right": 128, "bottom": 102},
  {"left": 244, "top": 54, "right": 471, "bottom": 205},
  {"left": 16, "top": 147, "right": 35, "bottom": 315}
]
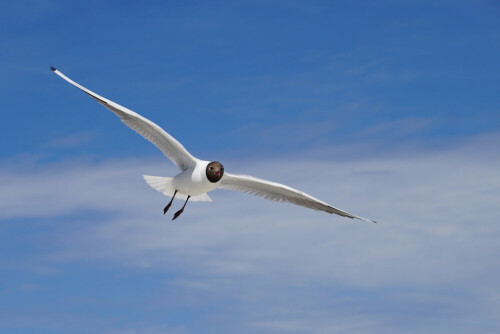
[
  {"left": 143, "top": 175, "right": 212, "bottom": 202},
  {"left": 52, "top": 67, "right": 376, "bottom": 223}
]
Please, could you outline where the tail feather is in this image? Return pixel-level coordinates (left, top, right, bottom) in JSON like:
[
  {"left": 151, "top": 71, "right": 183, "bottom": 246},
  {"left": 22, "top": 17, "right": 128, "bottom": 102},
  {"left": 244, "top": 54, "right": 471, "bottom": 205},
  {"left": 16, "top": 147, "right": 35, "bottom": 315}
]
[
  {"left": 143, "top": 175, "right": 171, "bottom": 194},
  {"left": 143, "top": 175, "right": 212, "bottom": 202}
]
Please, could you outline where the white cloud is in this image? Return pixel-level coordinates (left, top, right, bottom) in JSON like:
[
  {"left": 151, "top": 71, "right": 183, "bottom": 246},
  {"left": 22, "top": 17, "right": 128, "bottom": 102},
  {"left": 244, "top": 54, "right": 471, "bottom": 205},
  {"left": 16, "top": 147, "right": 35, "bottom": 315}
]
[
  {"left": 1, "top": 133, "right": 500, "bottom": 333},
  {"left": 44, "top": 131, "right": 95, "bottom": 149}
]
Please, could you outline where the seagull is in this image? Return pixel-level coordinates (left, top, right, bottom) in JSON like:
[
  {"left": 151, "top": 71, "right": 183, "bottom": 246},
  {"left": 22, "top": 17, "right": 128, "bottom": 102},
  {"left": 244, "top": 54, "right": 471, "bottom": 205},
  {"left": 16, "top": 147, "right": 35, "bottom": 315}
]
[{"left": 51, "top": 67, "right": 377, "bottom": 223}]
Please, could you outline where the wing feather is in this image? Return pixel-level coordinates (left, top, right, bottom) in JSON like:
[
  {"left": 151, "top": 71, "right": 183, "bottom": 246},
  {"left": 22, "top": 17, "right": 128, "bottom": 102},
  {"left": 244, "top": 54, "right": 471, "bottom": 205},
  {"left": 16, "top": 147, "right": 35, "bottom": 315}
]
[
  {"left": 220, "top": 173, "right": 376, "bottom": 223},
  {"left": 51, "top": 67, "right": 197, "bottom": 170}
]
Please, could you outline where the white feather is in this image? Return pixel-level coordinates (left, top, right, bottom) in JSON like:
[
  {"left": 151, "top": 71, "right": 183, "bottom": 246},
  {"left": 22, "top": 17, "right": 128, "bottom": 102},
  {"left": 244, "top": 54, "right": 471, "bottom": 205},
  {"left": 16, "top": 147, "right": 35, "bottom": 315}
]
[
  {"left": 51, "top": 68, "right": 197, "bottom": 171},
  {"left": 220, "top": 173, "right": 376, "bottom": 223},
  {"left": 143, "top": 175, "right": 211, "bottom": 202}
]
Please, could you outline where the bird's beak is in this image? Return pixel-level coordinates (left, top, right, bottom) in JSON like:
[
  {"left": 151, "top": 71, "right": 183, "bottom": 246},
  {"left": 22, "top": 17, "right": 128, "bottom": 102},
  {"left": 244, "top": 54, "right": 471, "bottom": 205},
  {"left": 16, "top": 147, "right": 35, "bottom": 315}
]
[{"left": 216, "top": 170, "right": 221, "bottom": 175}]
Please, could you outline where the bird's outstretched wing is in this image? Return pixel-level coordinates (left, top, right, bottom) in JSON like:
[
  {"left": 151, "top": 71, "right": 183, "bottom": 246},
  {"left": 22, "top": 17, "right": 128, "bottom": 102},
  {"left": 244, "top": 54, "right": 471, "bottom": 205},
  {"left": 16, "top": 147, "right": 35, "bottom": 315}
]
[
  {"left": 51, "top": 67, "right": 197, "bottom": 171},
  {"left": 220, "top": 173, "right": 377, "bottom": 223}
]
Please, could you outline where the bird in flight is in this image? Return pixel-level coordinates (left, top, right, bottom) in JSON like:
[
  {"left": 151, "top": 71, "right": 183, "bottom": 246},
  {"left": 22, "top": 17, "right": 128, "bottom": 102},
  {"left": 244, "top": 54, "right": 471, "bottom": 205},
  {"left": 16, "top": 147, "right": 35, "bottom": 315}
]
[{"left": 51, "top": 67, "right": 376, "bottom": 223}]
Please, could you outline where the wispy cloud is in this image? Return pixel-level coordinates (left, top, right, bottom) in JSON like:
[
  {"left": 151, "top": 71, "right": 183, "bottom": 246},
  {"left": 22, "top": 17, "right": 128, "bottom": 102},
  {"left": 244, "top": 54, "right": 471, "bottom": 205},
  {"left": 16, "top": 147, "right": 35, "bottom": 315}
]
[
  {"left": 1, "top": 134, "right": 499, "bottom": 333},
  {"left": 44, "top": 131, "right": 95, "bottom": 149}
]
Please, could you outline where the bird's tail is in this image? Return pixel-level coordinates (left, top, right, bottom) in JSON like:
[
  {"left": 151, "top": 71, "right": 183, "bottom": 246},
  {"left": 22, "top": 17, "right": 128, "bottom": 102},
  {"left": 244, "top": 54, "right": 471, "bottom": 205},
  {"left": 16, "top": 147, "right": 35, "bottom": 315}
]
[{"left": 143, "top": 175, "right": 212, "bottom": 202}]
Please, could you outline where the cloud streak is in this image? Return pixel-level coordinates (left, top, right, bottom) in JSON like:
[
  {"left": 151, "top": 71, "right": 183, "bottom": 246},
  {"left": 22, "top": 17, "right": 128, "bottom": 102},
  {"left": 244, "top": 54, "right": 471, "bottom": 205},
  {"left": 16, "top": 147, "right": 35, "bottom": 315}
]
[{"left": 1, "top": 134, "right": 499, "bottom": 333}]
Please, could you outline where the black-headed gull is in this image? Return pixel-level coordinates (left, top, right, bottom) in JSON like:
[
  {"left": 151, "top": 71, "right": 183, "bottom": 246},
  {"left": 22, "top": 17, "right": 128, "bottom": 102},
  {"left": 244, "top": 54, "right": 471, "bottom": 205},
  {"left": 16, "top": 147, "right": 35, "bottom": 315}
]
[{"left": 51, "top": 67, "right": 376, "bottom": 223}]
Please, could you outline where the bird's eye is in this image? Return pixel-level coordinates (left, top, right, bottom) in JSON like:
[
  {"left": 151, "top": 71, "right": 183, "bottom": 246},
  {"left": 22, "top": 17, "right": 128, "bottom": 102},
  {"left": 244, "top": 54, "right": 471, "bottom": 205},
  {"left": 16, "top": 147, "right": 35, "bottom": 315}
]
[{"left": 210, "top": 166, "right": 214, "bottom": 170}]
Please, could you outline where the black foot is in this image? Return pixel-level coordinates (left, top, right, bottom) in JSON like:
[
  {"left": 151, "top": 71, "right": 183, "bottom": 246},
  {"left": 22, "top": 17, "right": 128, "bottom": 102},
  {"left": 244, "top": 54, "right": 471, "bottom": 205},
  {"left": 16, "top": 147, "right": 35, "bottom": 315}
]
[
  {"left": 164, "top": 190, "right": 178, "bottom": 215},
  {"left": 163, "top": 202, "right": 172, "bottom": 214},
  {"left": 172, "top": 194, "right": 190, "bottom": 221},
  {"left": 172, "top": 209, "right": 184, "bottom": 221}
]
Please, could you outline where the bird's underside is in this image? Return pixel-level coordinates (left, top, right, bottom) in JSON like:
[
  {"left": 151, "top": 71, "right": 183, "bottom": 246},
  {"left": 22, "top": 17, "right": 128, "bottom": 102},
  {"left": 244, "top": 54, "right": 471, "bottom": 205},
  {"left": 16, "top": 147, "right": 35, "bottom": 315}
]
[{"left": 51, "top": 66, "right": 377, "bottom": 223}]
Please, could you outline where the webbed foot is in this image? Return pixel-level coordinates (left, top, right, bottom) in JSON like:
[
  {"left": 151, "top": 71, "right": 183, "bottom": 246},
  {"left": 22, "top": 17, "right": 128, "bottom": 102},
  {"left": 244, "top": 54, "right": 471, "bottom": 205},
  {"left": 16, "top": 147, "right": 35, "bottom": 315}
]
[
  {"left": 163, "top": 190, "right": 178, "bottom": 214},
  {"left": 172, "top": 209, "right": 184, "bottom": 220}
]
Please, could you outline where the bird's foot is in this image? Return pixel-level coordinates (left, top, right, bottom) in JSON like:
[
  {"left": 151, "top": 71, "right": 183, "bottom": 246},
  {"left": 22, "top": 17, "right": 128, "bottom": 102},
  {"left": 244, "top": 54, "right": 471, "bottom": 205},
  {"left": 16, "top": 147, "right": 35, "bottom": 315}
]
[
  {"left": 163, "top": 202, "right": 172, "bottom": 214},
  {"left": 172, "top": 209, "right": 184, "bottom": 221}
]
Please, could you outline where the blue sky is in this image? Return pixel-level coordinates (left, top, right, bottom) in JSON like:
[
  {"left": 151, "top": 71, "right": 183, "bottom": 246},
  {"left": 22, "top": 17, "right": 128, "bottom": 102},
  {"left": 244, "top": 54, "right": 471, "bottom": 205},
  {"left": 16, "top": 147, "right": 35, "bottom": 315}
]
[{"left": 1, "top": 1, "right": 499, "bottom": 333}]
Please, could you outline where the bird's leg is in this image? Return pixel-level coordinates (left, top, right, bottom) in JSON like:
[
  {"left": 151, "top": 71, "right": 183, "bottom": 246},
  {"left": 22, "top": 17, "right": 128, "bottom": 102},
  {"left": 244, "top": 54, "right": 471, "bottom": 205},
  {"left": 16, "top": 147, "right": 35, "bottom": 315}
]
[
  {"left": 163, "top": 190, "right": 178, "bottom": 214},
  {"left": 172, "top": 195, "right": 191, "bottom": 221}
]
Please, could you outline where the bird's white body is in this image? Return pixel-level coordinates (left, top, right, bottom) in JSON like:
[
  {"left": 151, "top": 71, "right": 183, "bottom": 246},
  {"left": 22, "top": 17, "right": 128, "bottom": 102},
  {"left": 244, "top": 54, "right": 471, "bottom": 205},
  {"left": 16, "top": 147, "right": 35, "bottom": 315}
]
[
  {"left": 173, "top": 161, "right": 219, "bottom": 196},
  {"left": 143, "top": 160, "right": 217, "bottom": 202},
  {"left": 51, "top": 66, "right": 377, "bottom": 223}
]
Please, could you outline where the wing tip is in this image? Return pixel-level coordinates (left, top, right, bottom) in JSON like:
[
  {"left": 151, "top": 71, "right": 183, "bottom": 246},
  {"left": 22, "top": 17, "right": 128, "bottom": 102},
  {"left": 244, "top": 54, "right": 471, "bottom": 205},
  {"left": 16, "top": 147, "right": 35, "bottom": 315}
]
[
  {"left": 50, "top": 66, "right": 56, "bottom": 72},
  {"left": 344, "top": 214, "right": 377, "bottom": 224},
  {"left": 358, "top": 217, "right": 378, "bottom": 224}
]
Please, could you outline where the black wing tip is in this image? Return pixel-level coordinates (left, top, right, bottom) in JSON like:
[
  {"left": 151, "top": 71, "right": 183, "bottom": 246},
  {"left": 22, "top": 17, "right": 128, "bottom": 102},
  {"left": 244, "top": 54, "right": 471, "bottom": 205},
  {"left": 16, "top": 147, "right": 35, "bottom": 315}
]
[
  {"left": 353, "top": 216, "right": 378, "bottom": 224},
  {"left": 50, "top": 66, "right": 56, "bottom": 72}
]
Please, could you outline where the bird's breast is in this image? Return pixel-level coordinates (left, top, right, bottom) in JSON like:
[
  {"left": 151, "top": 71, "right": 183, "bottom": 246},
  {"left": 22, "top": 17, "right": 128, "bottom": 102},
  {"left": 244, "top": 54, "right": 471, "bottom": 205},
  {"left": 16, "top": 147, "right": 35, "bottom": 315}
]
[{"left": 172, "top": 164, "right": 218, "bottom": 196}]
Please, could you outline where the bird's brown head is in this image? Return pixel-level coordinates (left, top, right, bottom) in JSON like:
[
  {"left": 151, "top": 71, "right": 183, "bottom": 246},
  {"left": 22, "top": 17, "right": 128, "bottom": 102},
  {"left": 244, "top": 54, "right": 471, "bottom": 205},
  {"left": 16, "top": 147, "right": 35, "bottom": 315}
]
[{"left": 206, "top": 161, "right": 224, "bottom": 183}]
